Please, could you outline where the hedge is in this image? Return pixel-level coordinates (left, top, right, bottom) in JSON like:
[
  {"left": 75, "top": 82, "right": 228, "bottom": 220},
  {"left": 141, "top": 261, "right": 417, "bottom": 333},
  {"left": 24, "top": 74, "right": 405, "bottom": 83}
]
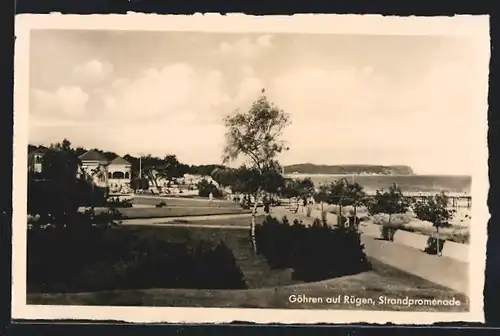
[
  {"left": 27, "top": 222, "right": 247, "bottom": 293},
  {"left": 255, "top": 216, "right": 370, "bottom": 282}
]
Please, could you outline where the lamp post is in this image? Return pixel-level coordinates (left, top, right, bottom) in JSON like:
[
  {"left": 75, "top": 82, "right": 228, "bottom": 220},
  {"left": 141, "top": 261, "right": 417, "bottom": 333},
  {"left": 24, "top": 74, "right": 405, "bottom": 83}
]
[
  {"left": 136, "top": 152, "right": 144, "bottom": 192},
  {"left": 139, "top": 156, "right": 142, "bottom": 179}
]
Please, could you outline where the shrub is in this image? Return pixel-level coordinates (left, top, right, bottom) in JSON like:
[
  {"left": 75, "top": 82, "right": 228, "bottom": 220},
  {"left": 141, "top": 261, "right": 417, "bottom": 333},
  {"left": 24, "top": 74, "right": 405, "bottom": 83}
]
[
  {"left": 292, "top": 223, "right": 369, "bottom": 282},
  {"left": 306, "top": 207, "right": 312, "bottom": 218},
  {"left": 448, "top": 228, "right": 470, "bottom": 244},
  {"left": 28, "top": 177, "right": 107, "bottom": 217},
  {"left": 27, "top": 221, "right": 247, "bottom": 293},
  {"left": 255, "top": 215, "right": 370, "bottom": 282},
  {"left": 320, "top": 211, "right": 328, "bottom": 224},
  {"left": 197, "top": 179, "right": 223, "bottom": 198},
  {"left": 372, "top": 213, "right": 411, "bottom": 241},
  {"left": 131, "top": 178, "right": 150, "bottom": 191},
  {"left": 367, "top": 184, "right": 410, "bottom": 241},
  {"left": 254, "top": 215, "right": 297, "bottom": 268},
  {"left": 424, "top": 237, "right": 446, "bottom": 255},
  {"left": 412, "top": 193, "right": 455, "bottom": 256},
  {"left": 106, "top": 197, "right": 133, "bottom": 208}
]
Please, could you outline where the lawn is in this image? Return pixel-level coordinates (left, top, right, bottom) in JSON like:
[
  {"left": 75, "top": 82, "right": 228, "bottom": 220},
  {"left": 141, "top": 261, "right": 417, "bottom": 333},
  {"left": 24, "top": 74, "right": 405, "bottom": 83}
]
[
  {"left": 27, "top": 257, "right": 468, "bottom": 312},
  {"left": 131, "top": 196, "right": 240, "bottom": 208},
  {"left": 28, "top": 218, "right": 469, "bottom": 312},
  {"left": 164, "top": 215, "right": 259, "bottom": 227},
  {"left": 95, "top": 205, "right": 251, "bottom": 219}
]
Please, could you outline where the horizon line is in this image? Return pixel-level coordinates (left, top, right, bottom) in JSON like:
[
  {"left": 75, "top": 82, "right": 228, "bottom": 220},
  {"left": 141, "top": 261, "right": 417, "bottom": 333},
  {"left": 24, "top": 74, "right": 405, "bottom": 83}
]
[{"left": 28, "top": 141, "right": 472, "bottom": 176}]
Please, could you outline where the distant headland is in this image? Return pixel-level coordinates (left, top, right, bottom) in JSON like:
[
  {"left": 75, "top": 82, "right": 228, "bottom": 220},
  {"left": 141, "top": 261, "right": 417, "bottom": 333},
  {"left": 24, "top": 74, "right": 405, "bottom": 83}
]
[{"left": 283, "top": 164, "right": 415, "bottom": 176}]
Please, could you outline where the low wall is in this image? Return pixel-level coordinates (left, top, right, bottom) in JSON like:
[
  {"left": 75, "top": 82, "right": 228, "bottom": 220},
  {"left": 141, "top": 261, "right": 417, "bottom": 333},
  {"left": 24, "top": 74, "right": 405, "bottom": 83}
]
[
  {"left": 307, "top": 207, "right": 469, "bottom": 264},
  {"left": 393, "top": 229, "right": 430, "bottom": 251},
  {"left": 362, "top": 222, "right": 469, "bottom": 263},
  {"left": 359, "top": 223, "right": 381, "bottom": 238},
  {"left": 441, "top": 240, "right": 469, "bottom": 263}
]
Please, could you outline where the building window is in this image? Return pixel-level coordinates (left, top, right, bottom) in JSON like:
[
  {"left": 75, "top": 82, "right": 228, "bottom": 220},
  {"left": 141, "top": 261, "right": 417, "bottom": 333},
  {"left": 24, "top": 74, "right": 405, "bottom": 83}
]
[
  {"left": 108, "top": 172, "right": 112, "bottom": 178},
  {"left": 125, "top": 172, "right": 130, "bottom": 179},
  {"left": 112, "top": 171, "right": 125, "bottom": 179}
]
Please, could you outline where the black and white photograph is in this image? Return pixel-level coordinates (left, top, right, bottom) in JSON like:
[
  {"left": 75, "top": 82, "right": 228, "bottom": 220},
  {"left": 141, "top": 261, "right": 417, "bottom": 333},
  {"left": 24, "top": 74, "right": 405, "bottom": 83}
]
[{"left": 12, "top": 14, "right": 490, "bottom": 324}]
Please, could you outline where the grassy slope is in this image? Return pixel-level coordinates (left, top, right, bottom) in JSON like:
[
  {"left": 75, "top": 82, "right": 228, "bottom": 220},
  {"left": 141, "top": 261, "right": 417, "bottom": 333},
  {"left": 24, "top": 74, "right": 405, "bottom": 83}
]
[
  {"left": 27, "top": 256, "right": 468, "bottom": 311},
  {"left": 28, "top": 219, "right": 469, "bottom": 311},
  {"left": 101, "top": 196, "right": 252, "bottom": 219},
  {"left": 112, "top": 206, "right": 251, "bottom": 219},
  {"left": 130, "top": 196, "right": 240, "bottom": 208}
]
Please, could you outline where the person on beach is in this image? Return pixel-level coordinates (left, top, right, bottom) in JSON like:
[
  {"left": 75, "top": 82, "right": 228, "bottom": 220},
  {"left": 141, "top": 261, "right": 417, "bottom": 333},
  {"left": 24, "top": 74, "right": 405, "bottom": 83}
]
[{"left": 263, "top": 196, "right": 270, "bottom": 214}]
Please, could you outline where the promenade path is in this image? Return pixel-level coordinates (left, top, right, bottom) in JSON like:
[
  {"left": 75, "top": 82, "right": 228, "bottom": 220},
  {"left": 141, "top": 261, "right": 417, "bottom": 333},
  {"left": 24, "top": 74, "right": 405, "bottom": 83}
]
[
  {"left": 270, "top": 207, "right": 469, "bottom": 295},
  {"left": 121, "top": 213, "right": 252, "bottom": 226},
  {"left": 119, "top": 205, "right": 468, "bottom": 295}
]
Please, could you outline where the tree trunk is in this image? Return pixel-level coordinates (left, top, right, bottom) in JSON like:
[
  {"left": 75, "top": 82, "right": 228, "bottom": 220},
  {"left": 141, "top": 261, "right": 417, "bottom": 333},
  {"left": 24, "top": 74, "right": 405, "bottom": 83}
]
[
  {"left": 353, "top": 205, "right": 357, "bottom": 229},
  {"left": 338, "top": 204, "right": 343, "bottom": 227},
  {"left": 388, "top": 213, "right": 393, "bottom": 241},
  {"left": 436, "top": 225, "right": 441, "bottom": 256},
  {"left": 250, "top": 195, "right": 259, "bottom": 254}
]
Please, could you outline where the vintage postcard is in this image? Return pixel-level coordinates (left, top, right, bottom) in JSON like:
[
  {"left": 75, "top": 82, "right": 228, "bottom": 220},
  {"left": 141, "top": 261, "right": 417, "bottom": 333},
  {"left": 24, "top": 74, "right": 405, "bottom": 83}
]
[{"left": 12, "top": 14, "right": 490, "bottom": 324}]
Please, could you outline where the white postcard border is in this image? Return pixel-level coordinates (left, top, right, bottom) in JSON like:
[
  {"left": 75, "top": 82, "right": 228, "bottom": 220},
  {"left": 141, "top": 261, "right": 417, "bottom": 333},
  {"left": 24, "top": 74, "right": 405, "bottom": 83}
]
[{"left": 12, "top": 13, "right": 490, "bottom": 324}]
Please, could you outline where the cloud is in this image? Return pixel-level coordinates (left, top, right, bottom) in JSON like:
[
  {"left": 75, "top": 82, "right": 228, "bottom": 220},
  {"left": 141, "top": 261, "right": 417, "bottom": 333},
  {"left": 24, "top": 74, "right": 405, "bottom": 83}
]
[
  {"left": 30, "top": 86, "right": 89, "bottom": 119},
  {"left": 267, "top": 61, "right": 475, "bottom": 174},
  {"left": 214, "top": 34, "right": 274, "bottom": 60},
  {"left": 102, "top": 63, "right": 231, "bottom": 124},
  {"left": 73, "top": 60, "right": 114, "bottom": 83},
  {"left": 268, "top": 66, "right": 388, "bottom": 124},
  {"left": 234, "top": 76, "right": 265, "bottom": 107}
]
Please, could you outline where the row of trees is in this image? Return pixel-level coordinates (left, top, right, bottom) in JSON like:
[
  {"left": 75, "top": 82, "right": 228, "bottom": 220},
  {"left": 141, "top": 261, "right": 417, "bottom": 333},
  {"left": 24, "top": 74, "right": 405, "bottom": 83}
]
[
  {"left": 29, "top": 142, "right": 225, "bottom": 191},
  {"left": 31, "top": 91, "right": 455, "bottom": 256},
  {"left": 214, "top": 90, "right": 456, "bottom": 255}
]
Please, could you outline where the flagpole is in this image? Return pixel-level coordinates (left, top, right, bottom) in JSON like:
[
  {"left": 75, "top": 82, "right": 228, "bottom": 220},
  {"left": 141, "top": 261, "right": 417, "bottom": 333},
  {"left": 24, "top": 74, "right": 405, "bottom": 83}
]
[{"left": 139, "top": 156, "right": 142, "bottom": 179}]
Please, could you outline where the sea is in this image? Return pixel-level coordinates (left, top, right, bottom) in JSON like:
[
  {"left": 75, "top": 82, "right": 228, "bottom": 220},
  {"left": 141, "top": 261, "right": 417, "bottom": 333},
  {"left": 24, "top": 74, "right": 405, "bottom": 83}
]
[{"left": 285, "top": 174, "right": 472, "bottom": 194}]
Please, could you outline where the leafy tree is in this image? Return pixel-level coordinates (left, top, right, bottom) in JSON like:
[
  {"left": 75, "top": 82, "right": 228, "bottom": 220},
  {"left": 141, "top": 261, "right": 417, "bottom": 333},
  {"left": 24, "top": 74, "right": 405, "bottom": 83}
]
[
  {"left": 74, "top": 146, "right": 88, "bottom": 158},
  {"left": 366, "top": 183, "right": 410, "bottom": 241},
  {"left": 278, "top": 177, "right": 314, "bottom": 210},
  {"left": 412, "top": 192, "right": 455, "bottom": 256},
  {"left": 295, "top": 178, "right": 315, "bottom": 197},
  {"left": 41, "top": 140, "right": 80, "bottom": 182},
  {"left": 159, "top": 154, "right": 188, "bottom": 183},
  {"left": 210, "top": 167, "right": 236, "bottom": 189},
  {"left": 279, "top": 178, "right": 300, "bottom": 201},
  {"left": 130, "top": 177, "right": 149, "bottom": 191},
  {"left": 189, "top": 164, "right": 225, "bottom": 177},
  {"left": 139, "top": 155, "right": 166, "bottom": 189},
  {"left": 315, "top": 178, "right": 366, "bottom": 226},
  {"left": 197, "top": 179, "right": 223, "bottom": 198},
  {"left": 29, "top": 139, "right": 109, "bottom": 223},
  {"left": 139, "top": 154, "right": 189, "bottom": 190},
  {"left": 222, "top": 90, "right": 291, "bottom": 253}
]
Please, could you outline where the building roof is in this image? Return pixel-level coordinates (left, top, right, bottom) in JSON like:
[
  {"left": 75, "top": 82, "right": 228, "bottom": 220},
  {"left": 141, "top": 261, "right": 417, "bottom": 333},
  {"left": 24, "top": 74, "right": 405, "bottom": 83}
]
[
  {"left": 28, "top": 146, "right": 48, "bottom": 155},
  {"left": 110, "top": 156, "right": 131, "bottom": 165},
  {"left": 78, "top": 149, "right": 108, "bottom": 163}
]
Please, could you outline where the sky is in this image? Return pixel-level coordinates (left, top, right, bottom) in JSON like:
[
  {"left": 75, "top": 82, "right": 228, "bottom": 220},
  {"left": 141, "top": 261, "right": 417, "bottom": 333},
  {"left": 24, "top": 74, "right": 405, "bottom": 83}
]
[{"left": 28, "top": 29, "right": 482, "bottom": 175}]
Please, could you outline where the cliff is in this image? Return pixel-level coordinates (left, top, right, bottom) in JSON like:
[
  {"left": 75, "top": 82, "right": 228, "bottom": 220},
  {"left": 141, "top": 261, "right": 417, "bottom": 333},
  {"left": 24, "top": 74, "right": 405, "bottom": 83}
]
[{"left": 283, "top": 164, "right": 415, "bottom": 176}]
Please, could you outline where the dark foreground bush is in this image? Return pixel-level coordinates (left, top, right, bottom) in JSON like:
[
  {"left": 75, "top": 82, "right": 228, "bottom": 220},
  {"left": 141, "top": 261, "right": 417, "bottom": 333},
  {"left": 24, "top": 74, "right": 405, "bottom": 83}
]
[
  {"left": 106, "top": 197, "right": 133, "bottom": 208},
  {"left": 28, "top": 177, "right": 107, "bottom": 215},
  {"left": 28, "top": 219, "right": 247, "bottom": 293},
  {"left": 255, "top": 216, "right": 370, "bottom": 282},
  {"left": 197, "top": 179, "right": 223, "bottom": 198},
  {"left": 424, "top": 237, "right": 446, "bottom": 255}
]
